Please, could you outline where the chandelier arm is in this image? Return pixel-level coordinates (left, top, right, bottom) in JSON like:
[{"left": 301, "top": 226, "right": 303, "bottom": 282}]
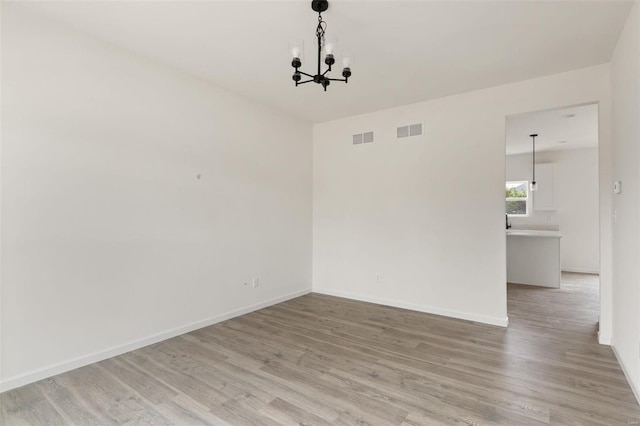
[
  {"left": 326, "top": 77, "right": 347, "bottom": 82},
  {"left": 297, "top": 70, "right": 315, "bottom": 78},
  {"left": 321, "top": 66, "right": 332, "bottom": 76},
  {"left": 296, "top": 79, "right": 315, "bottom": 85}
]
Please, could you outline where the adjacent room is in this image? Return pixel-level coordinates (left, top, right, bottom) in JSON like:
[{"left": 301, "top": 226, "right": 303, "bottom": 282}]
[
  {"left": 2, "top": 0, "right": 640, "bottom": 424},
  {"left": 505, "top": 103, "right": 601, "bottom": 319}
]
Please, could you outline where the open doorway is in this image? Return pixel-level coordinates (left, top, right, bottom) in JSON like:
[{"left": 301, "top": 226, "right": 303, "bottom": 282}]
[{"left": 505, "top": 103, "right": 600, "bottom": 332}]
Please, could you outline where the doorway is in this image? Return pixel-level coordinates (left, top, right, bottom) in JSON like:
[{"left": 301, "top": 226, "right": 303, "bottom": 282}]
[{"left": 504, "top": 103, "right": 600, "bottom": 332}]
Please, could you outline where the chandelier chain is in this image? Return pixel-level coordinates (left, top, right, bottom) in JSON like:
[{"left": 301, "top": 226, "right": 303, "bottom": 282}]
[{"left": 316, "top": 13, "right": 327, "bottom": 53}]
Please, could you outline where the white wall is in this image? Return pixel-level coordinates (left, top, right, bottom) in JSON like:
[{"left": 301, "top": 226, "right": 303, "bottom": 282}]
[
  {"left": 506, "top": 148, "right": 600, "bottom": 273},
  {"left": 1, "top": 6, "right": 312, "bottom": 391},
  {"left": 610, "top": 1, "right": 640, "bottom": 402},
  {"left": 313, "top": 65, "right": 613, "bottom": 331}
]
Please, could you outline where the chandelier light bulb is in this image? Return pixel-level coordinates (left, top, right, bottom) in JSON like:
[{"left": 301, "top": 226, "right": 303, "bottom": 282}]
[
  {"left": 324, "top": 42, "right": 334, "bottom": 55},
  {"left": 289, "top": 40, "right": 304, "bottom": 60},
  {"left": 342, "top": 56, "right": 351, "bottom": 68}
]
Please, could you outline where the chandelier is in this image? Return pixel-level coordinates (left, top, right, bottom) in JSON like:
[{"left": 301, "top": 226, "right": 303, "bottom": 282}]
[{"left": 290, "top": 0, "right": 352, "bottom": 91}]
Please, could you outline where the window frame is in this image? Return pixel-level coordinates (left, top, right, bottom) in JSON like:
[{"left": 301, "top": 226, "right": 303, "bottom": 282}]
[{"left": 506, "top": 180, "right": 529, "bottom": 217}]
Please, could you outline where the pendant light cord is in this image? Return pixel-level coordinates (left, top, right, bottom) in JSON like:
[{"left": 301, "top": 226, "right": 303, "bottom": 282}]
[
  {"left": 531, "top": 134, "right": 537, "bottom": 185},
  {"left": 533, "top": 136, "right": 536, "bottom": 183}
]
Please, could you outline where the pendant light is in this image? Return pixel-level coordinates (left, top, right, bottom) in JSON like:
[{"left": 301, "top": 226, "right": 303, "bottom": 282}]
[
  {"left": 290, "top": 0, "right": 352, "bottom": 91},
  {"left": 530, "top": 134, "right": 538, "bottom": 192}
]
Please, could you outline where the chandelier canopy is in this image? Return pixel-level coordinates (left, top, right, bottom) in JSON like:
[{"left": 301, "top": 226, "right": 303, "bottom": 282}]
[{"left": 290, "top": 0, "right": 352, "bottom": 91}]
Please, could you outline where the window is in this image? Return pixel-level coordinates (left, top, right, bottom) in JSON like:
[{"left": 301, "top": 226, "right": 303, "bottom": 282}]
[{"left": 506, "top": 181, "right": 528, "bottom": 216}]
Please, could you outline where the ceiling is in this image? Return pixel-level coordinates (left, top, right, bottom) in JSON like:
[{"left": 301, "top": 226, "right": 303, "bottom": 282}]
[
  {"left": 505, "top": 103, "right": 599, "bottom": 155},
  {"left": 9, "top": 0, "right": 634, "bottom": 123}
]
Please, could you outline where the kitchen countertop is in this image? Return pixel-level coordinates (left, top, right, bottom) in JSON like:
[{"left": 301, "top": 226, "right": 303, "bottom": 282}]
[{"left": 506, "top": 229, "right": 562, "bottom": 238}]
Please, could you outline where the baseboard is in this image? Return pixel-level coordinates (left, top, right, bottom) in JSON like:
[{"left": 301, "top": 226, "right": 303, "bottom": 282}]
[
  {"left": 313, "top": 288, "right": 509, "bottom": 328},
  {"left": 0, "top": 288, "right": 311, "bottom": 393},
  {"left": 561, "top": 267, "right": 600, "bottom": 274},
  {"left": 598, "top": 330, "right": 612, "bottom": 345},
  {"left": 611, "top": 345, "right": 640, "bottom": 405}
]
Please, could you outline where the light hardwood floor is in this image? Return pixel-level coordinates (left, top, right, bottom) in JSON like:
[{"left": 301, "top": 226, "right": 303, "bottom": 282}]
[{"left": 2, "top": 273, "right": 640, "bottom": 425}]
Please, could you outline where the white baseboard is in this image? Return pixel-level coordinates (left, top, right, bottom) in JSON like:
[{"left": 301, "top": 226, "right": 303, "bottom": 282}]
[
  {"left": 598, "top": 330, "right": 612, "bottom": 345},
  {"left": 611, "top": 345, "right": 640, "bottom": 405},
  {"left": 0, "top": 288, "right": 311, "bottom": 393},
  {"left": 313, "top": 288, "right": 509, "bottom": 328},
  {"left": 561, "top": 267, "right": 600, "bottom": 274}
]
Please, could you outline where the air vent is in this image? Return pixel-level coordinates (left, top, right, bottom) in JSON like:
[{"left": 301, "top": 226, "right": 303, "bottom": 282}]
[
  {"left": 397, "top": 123, "right": 423, "bottom": 139},
  {"left": 353, "top": 131, "right": 374, "bottom": 145}
]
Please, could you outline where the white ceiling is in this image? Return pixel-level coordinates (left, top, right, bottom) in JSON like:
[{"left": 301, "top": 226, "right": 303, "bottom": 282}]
[
  {"left": 10, "top": 0, "right": 634, "bottom": 123},
  {"left": 505, "top": 103, "right": 599, "bottom": 155}
]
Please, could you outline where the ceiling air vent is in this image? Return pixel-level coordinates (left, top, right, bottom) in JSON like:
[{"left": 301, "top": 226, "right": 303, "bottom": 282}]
[
  {"left": 353, "top": 131, "right": 374, "bottom": 145},
  {"left": 397, "top": 123, "right": 423, "bottom": 139}
]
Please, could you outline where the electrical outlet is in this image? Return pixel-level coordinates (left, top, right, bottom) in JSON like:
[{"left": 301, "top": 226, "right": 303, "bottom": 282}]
[{"left": 252, "top": 277, "right": 260, "bottom": 288}]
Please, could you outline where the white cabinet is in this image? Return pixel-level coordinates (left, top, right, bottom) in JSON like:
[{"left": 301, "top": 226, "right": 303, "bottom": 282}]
[{"left": 533, "top": 163, "right": 555, "bottom": 210}]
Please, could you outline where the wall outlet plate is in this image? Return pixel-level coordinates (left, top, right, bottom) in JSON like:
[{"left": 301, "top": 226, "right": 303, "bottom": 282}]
[{"left": 614, "top": 181, "right": 622, "bottom": 194}]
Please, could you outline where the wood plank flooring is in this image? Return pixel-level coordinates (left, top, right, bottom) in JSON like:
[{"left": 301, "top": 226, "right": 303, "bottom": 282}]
[{"left": 2, "top": 272, "right": 640, "bottom": 425}]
